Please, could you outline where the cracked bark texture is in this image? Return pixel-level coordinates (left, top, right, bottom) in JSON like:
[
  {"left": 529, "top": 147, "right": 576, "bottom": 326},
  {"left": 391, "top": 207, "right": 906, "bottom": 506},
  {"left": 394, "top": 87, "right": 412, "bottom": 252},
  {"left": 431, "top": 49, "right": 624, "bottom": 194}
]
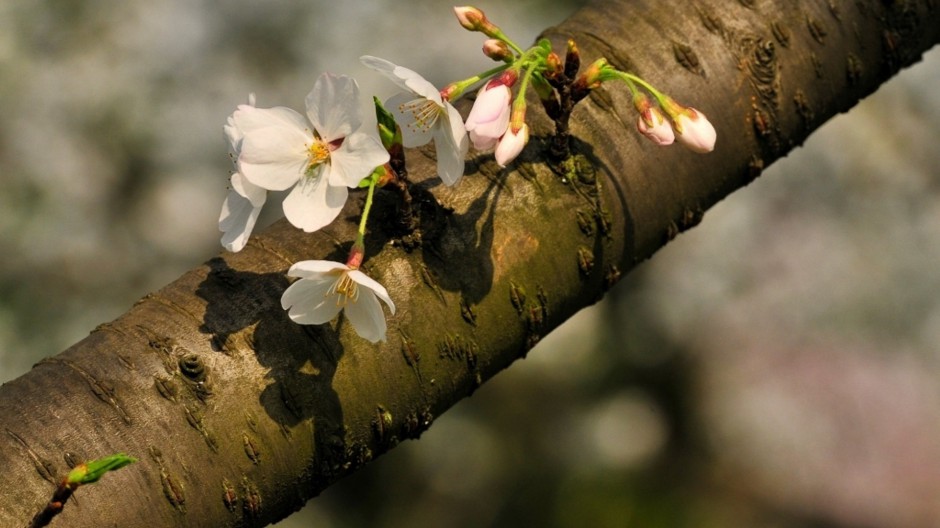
[{"left": 1, "top": 0, "right": 938, "bottom": 526}]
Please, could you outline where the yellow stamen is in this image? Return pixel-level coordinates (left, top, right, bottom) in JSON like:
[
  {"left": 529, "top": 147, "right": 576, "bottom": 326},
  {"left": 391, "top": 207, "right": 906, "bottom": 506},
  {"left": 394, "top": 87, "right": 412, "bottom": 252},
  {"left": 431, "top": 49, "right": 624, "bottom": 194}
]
[
  {"left": 327, "top": 272, "right": 359, "bottom": 307},
  {"left": 398, "top": 99, "right": 440, "bottom": 134},
  {"left": 306, "top": 141, "right": 331, "bottom": 175}
]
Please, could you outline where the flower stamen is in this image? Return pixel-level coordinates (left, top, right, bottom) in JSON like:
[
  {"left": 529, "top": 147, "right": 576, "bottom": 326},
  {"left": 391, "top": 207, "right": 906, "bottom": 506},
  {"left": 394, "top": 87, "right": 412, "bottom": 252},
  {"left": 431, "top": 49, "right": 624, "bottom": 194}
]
[
  {"left": 307, "top": 140, "right": 331, "bottom": 165},
  {"left": 398, "top": 99, "right": 440, "bottom": 134},
  {"left": 327, "top": 272, "right": 360, "bottom": 307}
]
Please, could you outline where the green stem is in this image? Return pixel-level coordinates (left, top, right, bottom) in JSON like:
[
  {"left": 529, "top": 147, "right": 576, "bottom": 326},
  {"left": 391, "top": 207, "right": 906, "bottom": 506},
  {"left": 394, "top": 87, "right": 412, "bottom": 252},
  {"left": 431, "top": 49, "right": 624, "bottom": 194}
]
[
  {"left": 615, "top": 71, "right": 668, "bottom": 105},
  {"left": 449, "top": 63, "right": 512, "bottom": 99},
  {"left": 491, "top": 29, "right": 525, "bottom": 56},
  {"left": 517, "top": 61, "right": 539, "bottom": 101},
  {"left": 358, "top": 173, "right": 378, "bottom": 238}
]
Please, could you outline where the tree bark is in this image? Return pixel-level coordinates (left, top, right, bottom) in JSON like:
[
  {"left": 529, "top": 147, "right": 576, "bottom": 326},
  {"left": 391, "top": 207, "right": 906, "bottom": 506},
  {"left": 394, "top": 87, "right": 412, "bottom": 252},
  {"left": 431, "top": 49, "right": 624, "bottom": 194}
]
[{"left": 1, "top": 0, "right": 937, "bottom": 526}]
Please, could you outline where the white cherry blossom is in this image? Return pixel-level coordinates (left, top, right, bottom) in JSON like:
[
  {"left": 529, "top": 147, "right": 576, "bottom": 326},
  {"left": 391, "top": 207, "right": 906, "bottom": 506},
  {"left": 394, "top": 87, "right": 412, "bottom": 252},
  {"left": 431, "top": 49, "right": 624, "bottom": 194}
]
[
  {"left": 234, "top": 73, "right": 389, "bottom": 233},
  {"left": 360, "top": 55, "right": 468, "bottom": 186},
  {"left": 281, "top": 260, "right": 396, "bottom": 343}
]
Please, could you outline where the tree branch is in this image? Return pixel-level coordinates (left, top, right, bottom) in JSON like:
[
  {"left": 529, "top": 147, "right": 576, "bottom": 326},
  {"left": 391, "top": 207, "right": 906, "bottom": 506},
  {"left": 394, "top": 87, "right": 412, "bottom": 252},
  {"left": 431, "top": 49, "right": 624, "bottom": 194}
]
[{"left": 0, "top": 0, "right": 937, "bottom": 526}]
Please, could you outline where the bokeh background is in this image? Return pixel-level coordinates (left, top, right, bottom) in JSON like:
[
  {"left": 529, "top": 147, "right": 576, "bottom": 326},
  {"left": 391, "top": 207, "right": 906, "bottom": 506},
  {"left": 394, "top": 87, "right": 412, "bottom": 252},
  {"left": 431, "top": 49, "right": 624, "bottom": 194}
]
[{"left": 1, "top": 1, "right": 939, "bottom": 526}]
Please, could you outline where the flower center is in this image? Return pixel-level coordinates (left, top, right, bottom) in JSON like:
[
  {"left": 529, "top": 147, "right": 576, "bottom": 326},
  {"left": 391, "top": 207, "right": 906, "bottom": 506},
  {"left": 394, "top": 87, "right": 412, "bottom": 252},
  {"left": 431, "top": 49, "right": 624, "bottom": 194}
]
[
  {"left": 305, "top": 140, "right": 331, "bottom": 175},
  {"left": 328, "top": 272, "right": 359, "bottom": 306},
  {"left": 398, "top": 98, "right": 441, "bottom": 134}
]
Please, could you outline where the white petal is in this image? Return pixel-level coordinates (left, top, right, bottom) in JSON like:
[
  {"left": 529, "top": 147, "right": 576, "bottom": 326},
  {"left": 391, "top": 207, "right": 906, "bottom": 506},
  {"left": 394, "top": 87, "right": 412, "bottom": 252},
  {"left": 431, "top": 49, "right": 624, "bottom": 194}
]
[
  {"left": 287, "top": 260, "right": 349, "bottom": 278},
  {"left": 360, "top": 55, "right": 398, "bottom": 78},
  {"left": 432, "top": 103, "right": 469, "bottom": 185},
  {"left": 239, "top": 125, "right": 310, "bottom": 191},
  {"left": 282, "top": 174, "right": 348, "bottom": 232},
  {"left": 392, "top": 65, "right": 442, "bottom": 103},
  {"left": 387, "top": 92, "right": 435, "bottom": 148},
  {"left": 469, "top": 128, "right": 499, "bottom": 151},
  {"left": 232, "top": 105, "right": 309, "bottom": 137},
  {"left": 361, "top": 56, "right": 442, "bottom": 104},
  {"left": 306, "top": 73, "right": 360, "bottom": 142},
  {"left": 224, "top": 115, "right": 242, "bottom": 154},
  {"left": 348, "top": 270, "right": 396, "bottom": 315},
  {"left": 230, "top": 172, "right": 267, "bottom": 207},
  {"left": 360, "top": 55, "right": 408, "bottom": 93},
  {"left": 343, "top": 290, "right": 387, "bottom": 343},
  {"left": 445, "top": 102, "right": 470, "bottom": 154},
  {"left": 219, "top": 190, "right": 262, "bottom": 252},
  {"left": 328, "top": 132, "right": 390, "bottom": 188},
  {"left": 281, "top": 278, "right": 343, "bottom": 325}
]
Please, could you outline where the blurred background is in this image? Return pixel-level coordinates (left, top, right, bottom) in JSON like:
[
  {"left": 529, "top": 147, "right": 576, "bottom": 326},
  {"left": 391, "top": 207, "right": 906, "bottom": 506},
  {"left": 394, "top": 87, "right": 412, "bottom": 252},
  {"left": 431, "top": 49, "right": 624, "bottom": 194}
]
[{"left": 1, "top": 1, "right": 939, "bottom": 526}]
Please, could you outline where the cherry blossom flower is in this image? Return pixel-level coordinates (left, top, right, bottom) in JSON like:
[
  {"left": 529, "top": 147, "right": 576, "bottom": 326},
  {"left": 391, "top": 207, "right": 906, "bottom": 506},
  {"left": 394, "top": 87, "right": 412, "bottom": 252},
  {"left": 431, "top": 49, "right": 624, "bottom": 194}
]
[
  {"left": 280, "top": 260, "right": 396, "bottom": 343},
  {"left": 465, "top": 77, "right": 512, "bottom": 150},
  {"left": 636, "top": 106, "right": 675, "bottom": 146},
  {"left": 673, "top": 107, "right": 716, "bottom": 153},
  {"left": 220, "top": 94, "right": 267, "bottom": 252},
  {"left": 494, "top": 123, "right": 528, "bottom": 167},
  {"left": 234, "top": 73, "right": 389, "bottom": 233},
  {"left": 360, "top": 55, "right": 468, "bottom": 186}
]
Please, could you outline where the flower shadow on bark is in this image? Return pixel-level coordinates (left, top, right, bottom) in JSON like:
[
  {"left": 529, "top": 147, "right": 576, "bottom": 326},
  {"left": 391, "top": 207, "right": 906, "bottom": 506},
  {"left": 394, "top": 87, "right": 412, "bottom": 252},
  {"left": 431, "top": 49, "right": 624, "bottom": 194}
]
[
  {"left": 196, "top": 257, "right": 349, "bottom": 478},
  {"left": 362, "top": 151, "right": 505, "bottom": 306},
  {"left": 423, "top": 156, "right": 505, "bottom": 305}
]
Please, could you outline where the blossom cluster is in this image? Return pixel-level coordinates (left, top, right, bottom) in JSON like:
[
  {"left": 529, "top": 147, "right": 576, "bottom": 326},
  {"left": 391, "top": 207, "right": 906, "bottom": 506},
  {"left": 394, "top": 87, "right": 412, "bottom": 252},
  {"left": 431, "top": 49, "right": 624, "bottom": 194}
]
[{"left": 218, "top": 5, "right": 717, "bottom": 343}]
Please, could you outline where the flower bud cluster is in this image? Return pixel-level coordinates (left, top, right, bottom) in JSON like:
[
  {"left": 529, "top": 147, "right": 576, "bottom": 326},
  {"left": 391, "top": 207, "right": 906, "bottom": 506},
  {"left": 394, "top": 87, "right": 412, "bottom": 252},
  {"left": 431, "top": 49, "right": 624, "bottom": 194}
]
[{"left": 633, "top": 92, "right": 716, "bottom": 153}]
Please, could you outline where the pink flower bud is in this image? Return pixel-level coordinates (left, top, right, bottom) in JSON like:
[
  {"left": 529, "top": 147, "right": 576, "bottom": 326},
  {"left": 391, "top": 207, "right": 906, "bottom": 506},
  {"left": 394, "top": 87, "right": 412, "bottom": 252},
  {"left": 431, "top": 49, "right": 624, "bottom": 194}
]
[
  {"left": 454, "top": 6, "right": 487, "bottom": 31},
  {"left": 465, "top": 79, "right": 512, "bottom": 150},
  {"left": 495, "top": 124, "right": 529, "bottom": 167},
  {"left": 674, "top": 108, "right": 716, "bottom": 153},
  {"left": 482, "top": 39, "right": 512, "bottom": 61},
  {"left": 636, "top": 107, "right": 675, "bottom": 146}
]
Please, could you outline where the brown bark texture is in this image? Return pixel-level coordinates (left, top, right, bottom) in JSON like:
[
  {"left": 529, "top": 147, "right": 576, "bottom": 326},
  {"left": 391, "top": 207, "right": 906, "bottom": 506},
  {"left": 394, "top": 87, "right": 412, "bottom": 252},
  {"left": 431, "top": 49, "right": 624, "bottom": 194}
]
[{"left": 1, "top": 0, "right": 937, "bottom": 526}]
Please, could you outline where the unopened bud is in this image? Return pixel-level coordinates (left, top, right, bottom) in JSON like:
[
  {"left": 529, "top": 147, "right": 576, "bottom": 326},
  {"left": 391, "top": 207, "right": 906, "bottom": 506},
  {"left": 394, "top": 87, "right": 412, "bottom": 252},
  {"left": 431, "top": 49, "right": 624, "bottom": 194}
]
[
  {"left": 660, "top": 97, "right": 717, "bottom": 153},
  {"left": 374, "top": 96, "right": 401, "bottom": 151},
  {"left": 636, "top": 107, "right": 675, "bottom": 146},
  {"left": 564, "top": 39, "right": 581, "bottom": 79},
  {"left": 546, "top": 52, "right": 563, "bottom": 77},
  {"left": 571, "top": 58, "right": 608, "bottom": 102},
  {"left": 673, "top": 108, "right": 716, "bottom": 153},
  {"left": 454, "top": 6, "right": 488, "bottom": 31},
  {"left": 482, "top": 39, "right": 513, "bottom": 62},
  {"left": 376, "top": 163, "right": 396, "bottom": 187},
  {"left": 632, "top": 91, "right": 652, "bottom": 115},
  {"left": 580, "top": 58, "right": 607, "bottom": 88},
  {"left": 496, "top": 68, "right": 519, "bottom": 88},
  {"left": 495, "top": 123, "right": 529, "bottom": 167}
]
